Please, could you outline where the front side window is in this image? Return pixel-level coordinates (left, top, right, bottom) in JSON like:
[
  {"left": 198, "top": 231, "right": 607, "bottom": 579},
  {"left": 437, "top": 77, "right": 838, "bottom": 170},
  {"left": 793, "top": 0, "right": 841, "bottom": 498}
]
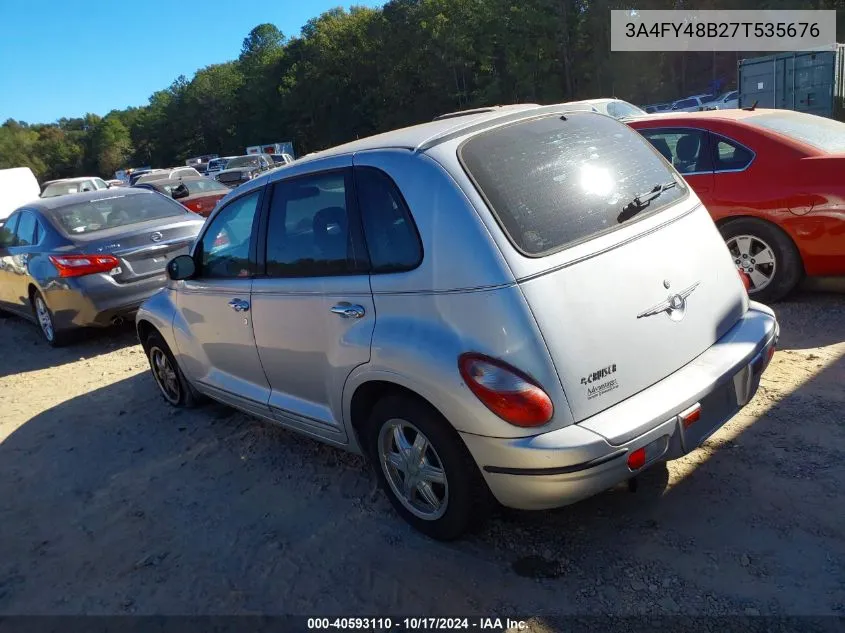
[
  {"left": 264, "top": 170, "right": 365, "bottom": 277},
  {"left": 639, "top": 128, "right": 712, "bottom": 175},
  {"left": 459, "top": 113, "right": 687, "bottom": 256},
  {"left": 197, "top": 190, "right": 260, "bottom": 279},
  {"left": 356, "top": 167, "right": 421, "bottom": 272},
  {"left": 713, "top": 136, "right": 754, "bottom": 172},
  {"left": 14, "top": 211, "right": 37, "bottom": 246}
]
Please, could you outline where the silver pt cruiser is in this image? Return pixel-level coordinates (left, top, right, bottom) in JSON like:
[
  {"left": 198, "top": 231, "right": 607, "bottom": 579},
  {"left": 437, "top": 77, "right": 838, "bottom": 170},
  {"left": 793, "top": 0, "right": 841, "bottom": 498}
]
[{"left": 137, "top": 104, "right": 778, "bottom": 540}]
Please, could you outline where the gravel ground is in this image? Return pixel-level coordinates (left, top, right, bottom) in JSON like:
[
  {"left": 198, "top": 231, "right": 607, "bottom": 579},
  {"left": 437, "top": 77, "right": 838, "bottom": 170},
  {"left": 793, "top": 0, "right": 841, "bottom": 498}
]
[{"left": 1, "top": 289, "right": 843, "bottom": 628}]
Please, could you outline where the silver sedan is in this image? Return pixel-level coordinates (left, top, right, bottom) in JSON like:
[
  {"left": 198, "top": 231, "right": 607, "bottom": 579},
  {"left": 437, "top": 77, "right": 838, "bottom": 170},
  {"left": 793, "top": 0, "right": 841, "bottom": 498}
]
[{"left": 0, "top": 189, "right": 204, "bottom": 346}]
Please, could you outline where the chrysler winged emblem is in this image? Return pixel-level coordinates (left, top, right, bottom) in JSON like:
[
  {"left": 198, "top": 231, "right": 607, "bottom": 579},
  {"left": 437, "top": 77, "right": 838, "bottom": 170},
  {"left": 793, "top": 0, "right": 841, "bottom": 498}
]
[{"left": 637, "top": 281, "right": 700, "bottom": 322}]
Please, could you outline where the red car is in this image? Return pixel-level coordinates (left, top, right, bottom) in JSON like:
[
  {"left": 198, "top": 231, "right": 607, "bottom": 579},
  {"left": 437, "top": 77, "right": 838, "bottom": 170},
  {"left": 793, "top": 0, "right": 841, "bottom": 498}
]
[
  {"left": 133, "top": 176, "right": 229, "bottom": 218},
  {"left": 628, "top": 109, "right": 845, "bottom": 301}
]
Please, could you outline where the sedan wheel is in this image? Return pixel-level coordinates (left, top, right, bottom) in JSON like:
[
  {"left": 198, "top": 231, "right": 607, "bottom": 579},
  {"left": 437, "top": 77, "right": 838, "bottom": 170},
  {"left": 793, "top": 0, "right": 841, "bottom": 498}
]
[
  {"left": 149, "top": 345, "right": 182, "bottom": 405},
  {"left": 34, "top": 295, "right": 55, "bottom": 342},
  {"left": 726, "top": 234, "right": 776, "bottom": 293},
  {"left": 378, "top": 419, "right": 449, "bottom": 521}
]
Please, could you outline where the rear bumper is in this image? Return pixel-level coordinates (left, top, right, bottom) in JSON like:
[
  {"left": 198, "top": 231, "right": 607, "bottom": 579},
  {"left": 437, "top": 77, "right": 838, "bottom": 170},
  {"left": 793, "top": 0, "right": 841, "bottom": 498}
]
[
  {"left": 43, "top": 273, "right": 169, "bottom": 330},
  {"left": 460, "top": 302, "right": 779, "bottom": 510}
]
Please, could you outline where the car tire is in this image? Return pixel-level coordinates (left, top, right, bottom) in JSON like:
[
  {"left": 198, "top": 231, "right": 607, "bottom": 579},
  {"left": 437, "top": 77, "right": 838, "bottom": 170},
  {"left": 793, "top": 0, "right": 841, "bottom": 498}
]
[
  {"left": 145, "top": 331, "right": 201, "bottom": 408},
  {"left": 365, "top": 393, "right": 490, "bottom": 540},
  {"left": 719, "top": 218, "right": 803, "bottom": 303},
  {"left": 31, "top": 290, "right": 68, "bottom": 347}
]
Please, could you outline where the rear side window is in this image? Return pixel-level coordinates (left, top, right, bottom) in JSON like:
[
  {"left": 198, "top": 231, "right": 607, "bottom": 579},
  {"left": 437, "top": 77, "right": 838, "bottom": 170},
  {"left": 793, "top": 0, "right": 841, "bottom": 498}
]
[
  {"left": 713, "top": 136, "right": 754, "bottom": 172},
  {"left": 355, "top": 167, "right": 422, "bottom": 272},
  {"left": 14, "top": 211, "right": 37, "bottom": 246},
  {"left": 459, "top": 113, "right": 687, "bottom": 256},
  {"left": 264, "top": 170, "right": 367, "bottom": 277}
]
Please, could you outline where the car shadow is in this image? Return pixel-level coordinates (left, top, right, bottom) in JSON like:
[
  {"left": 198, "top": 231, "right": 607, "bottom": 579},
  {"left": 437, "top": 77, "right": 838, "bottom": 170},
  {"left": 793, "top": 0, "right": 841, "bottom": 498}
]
[
  {"left": 0, "top": 313, "right": 138, "bottom": 379},
  {"left": 768, "top": 288, "right": 845, "bottom": 351},
  {"left": 0, "top": 296, "right": 842, "bottom": 617}
]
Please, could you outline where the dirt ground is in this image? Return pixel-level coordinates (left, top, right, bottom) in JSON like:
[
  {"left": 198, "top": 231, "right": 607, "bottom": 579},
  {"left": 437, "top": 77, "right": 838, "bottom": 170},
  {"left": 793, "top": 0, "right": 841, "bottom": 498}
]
[{"left": 1, "top": 288, "right": 844, "bottom": 627}]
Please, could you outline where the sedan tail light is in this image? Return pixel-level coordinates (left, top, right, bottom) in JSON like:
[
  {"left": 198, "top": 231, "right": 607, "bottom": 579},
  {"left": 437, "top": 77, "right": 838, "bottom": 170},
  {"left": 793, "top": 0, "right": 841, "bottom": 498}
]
[
  {"left": 49, "top": 254, "right": 120, "bottom": 278},
  {"left": 458, "top": 353, "right": 553, "bottom": 427}
]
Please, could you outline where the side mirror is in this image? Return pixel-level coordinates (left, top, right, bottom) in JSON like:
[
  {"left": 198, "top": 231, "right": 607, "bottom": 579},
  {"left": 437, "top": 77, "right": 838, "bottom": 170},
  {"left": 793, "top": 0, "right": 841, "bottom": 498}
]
[
  {"left": 167, "top": 254, "right": 196, "bottom": 280},
  {"left": 172, "top": 183, "right": 190, "bottom": 200}
]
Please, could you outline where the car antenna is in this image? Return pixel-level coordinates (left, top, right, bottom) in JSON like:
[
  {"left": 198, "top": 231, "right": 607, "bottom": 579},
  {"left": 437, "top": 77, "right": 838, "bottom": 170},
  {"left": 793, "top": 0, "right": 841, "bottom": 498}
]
[{"left": 742, "top": 100, "right": 758, "bottom": 111}]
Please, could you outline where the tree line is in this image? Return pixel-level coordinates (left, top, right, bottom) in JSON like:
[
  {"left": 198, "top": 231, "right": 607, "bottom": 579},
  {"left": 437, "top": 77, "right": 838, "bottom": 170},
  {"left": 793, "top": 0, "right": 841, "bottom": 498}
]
[{"left": 1, "top": 0, "right": 842, "bottom": 182}]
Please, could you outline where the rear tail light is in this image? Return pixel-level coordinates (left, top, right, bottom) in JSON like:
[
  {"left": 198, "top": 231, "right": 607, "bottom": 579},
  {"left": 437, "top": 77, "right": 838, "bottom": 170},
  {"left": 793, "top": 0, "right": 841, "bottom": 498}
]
[
  {"left": 458, "top": 353, "right": 553, "bottom": 427},
  {"left": 738, "top": 269, "right": 751, "bottom": 292},
  {"left": 49, "top": 254, "right": 120, "bottom": 278},
  {"left": 627, "top": 447, "right": 646, "bottom": 470}
]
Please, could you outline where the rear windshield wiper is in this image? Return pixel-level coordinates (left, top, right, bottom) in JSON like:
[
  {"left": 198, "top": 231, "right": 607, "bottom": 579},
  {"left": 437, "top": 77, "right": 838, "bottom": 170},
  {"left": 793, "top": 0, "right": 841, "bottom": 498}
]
[{"left": 618, "top": 180, "right": 677, "bottom": 223}]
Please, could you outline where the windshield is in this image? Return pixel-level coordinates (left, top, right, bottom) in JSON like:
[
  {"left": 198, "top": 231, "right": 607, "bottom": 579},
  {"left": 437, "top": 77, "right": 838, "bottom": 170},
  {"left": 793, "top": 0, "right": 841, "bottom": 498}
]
[
  {"left": 459, "top": 112, "right": 686, "bottom": 256},
  {"left": 745, "top": 112, "right": 845, "bottom": 153},
  {"left": 226, "top": 156, "right": 261, "bottom": 169},
  {"left": 605, "top": 100, "right": 647, "bottom": 119},
  {"left": 50, "top": 193, "right": 187, "bottom": 235}
]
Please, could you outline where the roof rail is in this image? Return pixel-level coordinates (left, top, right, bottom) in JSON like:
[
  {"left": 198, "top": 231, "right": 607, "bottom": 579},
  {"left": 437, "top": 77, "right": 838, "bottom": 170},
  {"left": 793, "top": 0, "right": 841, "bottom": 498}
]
[{"left": 432, "top": 104, "right": 541, "bottom": 121}]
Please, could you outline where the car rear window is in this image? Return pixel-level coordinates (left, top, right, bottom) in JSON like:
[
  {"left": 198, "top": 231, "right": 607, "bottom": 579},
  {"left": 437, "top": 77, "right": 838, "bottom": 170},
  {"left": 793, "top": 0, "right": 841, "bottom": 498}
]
[
  {"left": 745, "top": 112, "right": 845, "bottom": 153},
  {"left": 50, "top": 193, "right": 187, "bottom": 235},
  {"left": 459, "top": 112, "right": 687, "bottom": 256}
]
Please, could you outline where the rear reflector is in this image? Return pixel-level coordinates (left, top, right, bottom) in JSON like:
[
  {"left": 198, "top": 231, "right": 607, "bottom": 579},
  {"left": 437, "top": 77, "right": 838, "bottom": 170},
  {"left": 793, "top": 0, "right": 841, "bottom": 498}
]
[
  {"left": 49, "top": 254, "right": 120, "bottom": 278},
  {"left": 458, "top": 353, "right": 554, "bottom": 427},
  {"left": 679, "top": 403, "right": 702, "bottom": 429},
  {"left": 627, "top": 447, "right": 646, "bottom": 470}
]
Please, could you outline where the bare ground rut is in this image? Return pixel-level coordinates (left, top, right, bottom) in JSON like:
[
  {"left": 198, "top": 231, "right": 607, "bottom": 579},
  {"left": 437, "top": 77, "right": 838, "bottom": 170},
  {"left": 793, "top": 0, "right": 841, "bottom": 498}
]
[{"left": 1, "top": 291, "right": 844, "bottom": 625}]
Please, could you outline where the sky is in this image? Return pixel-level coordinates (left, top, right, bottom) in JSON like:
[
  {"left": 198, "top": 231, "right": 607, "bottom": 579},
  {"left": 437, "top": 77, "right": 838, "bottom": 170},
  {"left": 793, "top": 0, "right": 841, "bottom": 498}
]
[{"left": 0, "top": 0, "right": 384, "bottom": 125}]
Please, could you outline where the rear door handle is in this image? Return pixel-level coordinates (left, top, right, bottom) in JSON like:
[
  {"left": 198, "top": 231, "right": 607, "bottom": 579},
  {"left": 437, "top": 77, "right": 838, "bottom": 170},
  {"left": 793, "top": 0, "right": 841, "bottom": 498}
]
[
  {"left": 330, "top": 303, "right": 365, "bottom": 319},
  {"left": 228, "top": 298, "right": 250, "bottom": 312}
]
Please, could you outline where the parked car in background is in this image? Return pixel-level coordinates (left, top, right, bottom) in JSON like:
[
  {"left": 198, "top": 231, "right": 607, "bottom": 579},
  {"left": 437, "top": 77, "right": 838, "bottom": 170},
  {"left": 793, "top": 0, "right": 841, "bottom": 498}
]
[
  {"left": 644, "top": 103, "right": 672, "bottom": 114},
  {"left": 0, "top": 189, "right": 204, "bottom": 346},
  {"left": 564, "top": 98, "right": 647, "bottom": 119},
  {"left": 671, "top": 95, "right": 717, "bottom": 112},
  {"left": 106, "top": 179, "right": 127, "bottom": 188},
  {"left": 41, "top": 177, "right": 110, "bottom": 198},
  {"left": 136, "top": 104, "right": 777, "bottom": 540},
  {"left": 134, "top": 167, "right": 200, "bottom": 185},
  {"left": 214, "top": 154, "right": 273, "bottom": 188},
  {"left": 629, "top": 109, "right": 845, "bottom": 301},
  {"left": 133, "top": 176, "right": 230, "bottom": 217},
  {"left": 713, "top": 91, "right": 739, "bottom": 110},
  {"left": 269, "top": 153, "right": 295, "bottom": 166},
  {"left": 246, "top": 142, "right": 295, "bottom": 158},
  {"left": 206, "top": 156, "right": 237, "bottom": 178},
  {"left": 0, "top": 167, "right": 40, "bottom": 224}
]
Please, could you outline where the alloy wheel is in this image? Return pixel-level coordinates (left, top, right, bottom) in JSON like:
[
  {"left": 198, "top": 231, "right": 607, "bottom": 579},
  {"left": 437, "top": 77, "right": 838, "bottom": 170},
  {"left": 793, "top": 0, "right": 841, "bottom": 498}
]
[
  {"left": 378, "top": 419, "right": 449, "bottom": 520},
  {"left": 149, "top": 346, "right": 181, "bottom": 405},
  {"left": 34, "top": 296, "right": 55, "bottom": 342},
  {"left": 726, "top": 234, "right": 777, "bottom": 293}
]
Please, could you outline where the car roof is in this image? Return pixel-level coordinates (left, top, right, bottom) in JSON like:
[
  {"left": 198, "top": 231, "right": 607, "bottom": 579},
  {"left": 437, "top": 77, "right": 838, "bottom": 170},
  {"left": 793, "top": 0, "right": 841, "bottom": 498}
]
[
  {"left": 23, "top": 188, "right": 152, "bottom": 212},
  {"left": 294, "top": 103, "right": 597, "bottom": 164},
  {"left": 42, "top": 177, "right": 99, "bottom": 186}
]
